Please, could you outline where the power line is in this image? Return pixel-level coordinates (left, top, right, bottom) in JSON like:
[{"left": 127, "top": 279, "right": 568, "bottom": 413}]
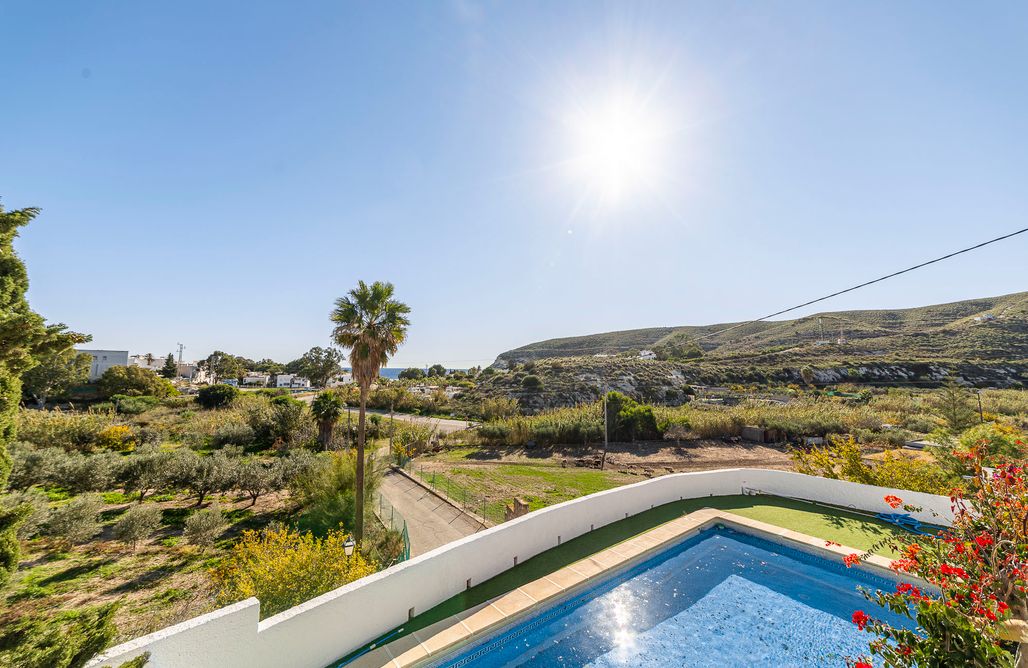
[{"left": 693, "top": 227, "right": 1028, "bottom": 342}]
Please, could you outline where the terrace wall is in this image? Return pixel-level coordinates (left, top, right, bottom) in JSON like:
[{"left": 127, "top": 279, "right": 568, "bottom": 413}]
[{"left": 87, "top": 469, "right": 953, "bottom": 668}]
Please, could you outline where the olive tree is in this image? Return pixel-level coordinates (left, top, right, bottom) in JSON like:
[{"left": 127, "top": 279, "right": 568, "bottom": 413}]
[
  {"left": 112, "top": 504, "right": 162, "bottom": 550},
  {"left": 183, "top": 502, "right": 227, "bottom": 549}
]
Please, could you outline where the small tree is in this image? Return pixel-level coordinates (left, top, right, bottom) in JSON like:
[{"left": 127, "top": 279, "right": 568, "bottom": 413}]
[
  {"left": 184, "top": 502, "right": 227, "bottom": 549},
  {"left": 934, "top": 378, "right": 978, "bottom": 433},
  {"left": 118, "top": 446, "right": 173, "bottom": 503},
  {"left": 427, "top": 364, "right": 447, "bottom": 377},
  {"left": 21, "top": 348, "right": 91, "bottom": 407},
  {"left": 97, "top": 366, "right": 175, "bottom": 399},
  {"left": 159, "top": 353, "right": 177, "bottom": 379},
  {"left": 171, "top": 450, "right": 233, "bottom": 506},
  {"left": 398, "top": 367, "right": 425, "bottom": 380},
  {"left": 237, "top": 459, "right": 279, "bottom": 506},
  {"left": 290, "top": 347, "right": 343, "bottom": 388},
  {"left": 311, "top": 390, "right": 344, "bottom": 451},
  {"left": 196, "top": 383, "right": 239, "bottom": 409},
  {"left": 45, "top": 495, "right": 103, "bottom": 547},
  {"left": 112, "top": 504, "right": 162, "bottom": 550},
  {"left": 55, "top": 451, "right": 122, "bottom": 493}
]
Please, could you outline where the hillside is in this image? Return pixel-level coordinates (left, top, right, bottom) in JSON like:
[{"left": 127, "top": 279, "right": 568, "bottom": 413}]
[
  {"left": 496, "top": 291, "right": 1028, "bottom": 365},
  {"left": 484, "top": 292, "right": 1028, "bottom": 409}
]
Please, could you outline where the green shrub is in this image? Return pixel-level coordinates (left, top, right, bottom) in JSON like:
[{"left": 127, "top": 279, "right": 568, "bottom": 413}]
[
  {"left": 0, "top": 488, "right": 50, "bottom": 539},
  {"left": 44, "top": 494, "right": 103, "bottom": 547},
  {"left": 113, "top": 504, "right": 163, "bottom": 550},
  {"left": 161, "top": 396, "right": 193, "bottom": 409},
  {"left": 15, "top": 409, "right": 116, "bottom": 453},
  {"left": 98, "top": 366, "right": 175, "bottom": 399},
  {"left": 110, "top": 394, "right": 161, "bottom": 415},
  {"left": 521, "top": 375, "right": 542, "bottom": 390},
  {"left": 0, "top": 603, "right": 118, "bottom": 668},
  {"left": 184, "top": 502, "right": 227, "bottom": 549},
  {"left": 211, "top": 422, "right": 255, "bottom": 448},
  {"left": 196, "top": 384, "right": 239, "bottom": 409}
]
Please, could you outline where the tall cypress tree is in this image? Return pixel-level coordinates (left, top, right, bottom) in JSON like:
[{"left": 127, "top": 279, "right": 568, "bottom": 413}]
[
  {"left": 160, "top": 353, "right": 177, "bottom": 379},
  {"left": 0, "top": 202, "right": 85, "bottom": 587}
]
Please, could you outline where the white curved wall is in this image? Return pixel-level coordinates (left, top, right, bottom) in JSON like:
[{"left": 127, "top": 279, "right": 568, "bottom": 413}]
[{"left": 87, "top": 469, "right": 953, "bottom": 668}]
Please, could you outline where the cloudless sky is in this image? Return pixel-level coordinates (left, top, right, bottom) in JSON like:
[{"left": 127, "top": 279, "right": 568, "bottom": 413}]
[{"left": 2, "top": 1, "right": 1026, "bottom": 368}]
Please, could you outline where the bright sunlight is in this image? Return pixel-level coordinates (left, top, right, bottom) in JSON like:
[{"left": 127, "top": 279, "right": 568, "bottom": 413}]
[{"left": 565, "top": 89, "right": 669, "bottom": 208}]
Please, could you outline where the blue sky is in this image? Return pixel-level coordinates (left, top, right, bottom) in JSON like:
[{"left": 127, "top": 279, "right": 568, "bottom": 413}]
[{"left": 2, "top": 2, "right": 1026, "bottom": 368}]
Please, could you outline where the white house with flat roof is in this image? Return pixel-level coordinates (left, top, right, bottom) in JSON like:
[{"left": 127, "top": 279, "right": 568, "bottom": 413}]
[
  {"left": 77, "top": 349, "right": 129, "bottom": 381},
  {"left": 274, "top": 374, "right": 311, "bottom": 389}
]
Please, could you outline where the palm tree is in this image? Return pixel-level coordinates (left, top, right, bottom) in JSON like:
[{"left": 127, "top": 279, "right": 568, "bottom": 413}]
[
  {"left": 311, "top": 390, "right": 345, "bottom": 451},
  {"left": 330, "top": 281, "right": 411, "bottom": 544}
]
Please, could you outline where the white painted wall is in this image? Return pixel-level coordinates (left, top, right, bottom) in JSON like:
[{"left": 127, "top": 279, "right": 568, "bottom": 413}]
[
  {"left": 78, "top": 349, "right": 129, "bottom": 381},
  {"left": 87, "top": 469, "right": 953, "bottom": 668}
]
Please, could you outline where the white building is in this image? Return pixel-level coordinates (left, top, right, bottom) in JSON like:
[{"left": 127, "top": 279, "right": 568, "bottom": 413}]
[
  {"left": 130, "top": 354, "right": 210, "bottom": 384},
  {"left": 129, "top": 354, "right": 164, "bottom": 371},
  {"left": 274, "top": 374, "right": 311, "bottom": 389},
  {"left": 78, "top": 349, "right": 129, "bottom": 381},
  {"left": 327, "top": 371, "right": 353, "bottom": 387},
  {"left": 638, "top": 350, "right": 657, "bottom": 360},
  {"left": 242, "top": 372, "right": 271, "bottom": 387}
]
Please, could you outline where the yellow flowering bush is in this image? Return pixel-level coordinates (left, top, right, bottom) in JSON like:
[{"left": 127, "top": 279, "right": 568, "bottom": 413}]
[
  {"left": 95, "top": 424, "right": 136, "bottom": 452},
  {"left": 211, "top": 527, "right": 377, "bottom": 618}
]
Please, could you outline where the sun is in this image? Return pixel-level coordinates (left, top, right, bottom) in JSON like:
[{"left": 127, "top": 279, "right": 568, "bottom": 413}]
[{"left": 565, "top": 90, "right": 667, "bottom": 208}]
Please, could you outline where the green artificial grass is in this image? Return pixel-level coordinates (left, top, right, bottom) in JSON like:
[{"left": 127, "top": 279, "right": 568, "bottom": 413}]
[{"left": 333, "top": 494, "right": 910, "bottom": 666}]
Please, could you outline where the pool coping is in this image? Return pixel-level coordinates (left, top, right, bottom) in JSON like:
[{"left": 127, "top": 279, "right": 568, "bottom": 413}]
[{"left": 356, "top": 507, "right": 909, "bottom": 668}]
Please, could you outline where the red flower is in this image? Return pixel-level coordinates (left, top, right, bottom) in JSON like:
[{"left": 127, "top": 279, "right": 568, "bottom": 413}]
[
  {"left": 898, "top": 645, "right": 913, "bottom": 656},
  {"left": 884, "top": 494, "right": 903, "bottom": 509},
  {"left": 854, "top": 663, "right": 872, "bottom": 668},
  {"left": 940, "top": 564, "right": 968, "bottom": 579},
  {"left": 890, "top": 558, "right": 916, "bottom": 573},
  {"left": 844, "top": 553, "right": 861, "bottom": 568},
  {"left": 852, "top": 610, "right": 870, "bottom": 630},
  {"left": 825, "top": 540, "right": 841, "bottom": 547},
  {"left": 975, "top": 534, "right": 994, "bottom": 548}
]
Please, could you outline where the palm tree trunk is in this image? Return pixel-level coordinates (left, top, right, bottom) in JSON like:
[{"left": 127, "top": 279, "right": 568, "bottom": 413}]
[
  {"left": 318, "top": 421, "right": 333, "bottom": 451},
  {"left": 355, "top": 387, "right": 367, "bottom": 545}
]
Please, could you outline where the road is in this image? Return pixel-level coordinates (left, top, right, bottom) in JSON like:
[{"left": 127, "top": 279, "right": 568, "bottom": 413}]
[
  {"left": 293, "top": 393, "right": 473, "bottom": 435},
  {"left": 378, "top": 471, "right": 481, "bottom": 556}
]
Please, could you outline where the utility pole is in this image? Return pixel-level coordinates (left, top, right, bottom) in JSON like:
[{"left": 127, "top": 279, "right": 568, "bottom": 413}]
[{"left": 977, "top": 391, "right": 985, "bottom": 423}]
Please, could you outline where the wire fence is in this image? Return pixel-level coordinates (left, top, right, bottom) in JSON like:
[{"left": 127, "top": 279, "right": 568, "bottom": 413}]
[
  {"left": 371, "top": 491, "right": 410, "bottom": 563},
  {"left": 397, "top": 459, "right": 507, "bottom": 526}
]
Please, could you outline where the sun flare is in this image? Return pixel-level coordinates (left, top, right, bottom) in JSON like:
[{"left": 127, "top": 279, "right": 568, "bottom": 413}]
[{"left": 566, "top": 90, "right": 668, "bottom": 207}]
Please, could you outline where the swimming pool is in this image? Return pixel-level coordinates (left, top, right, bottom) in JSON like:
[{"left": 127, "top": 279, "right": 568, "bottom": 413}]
[{"left": 427, "top": 526, "right": 912, "bottom": 668}]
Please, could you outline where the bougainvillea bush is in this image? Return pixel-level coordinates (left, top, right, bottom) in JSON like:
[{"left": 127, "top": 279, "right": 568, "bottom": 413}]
[{"left": 847, "top": 442, "right": 1027, "bottom": 667}]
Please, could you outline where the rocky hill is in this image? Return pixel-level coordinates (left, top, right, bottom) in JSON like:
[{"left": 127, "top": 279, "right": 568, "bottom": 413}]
[{"left": 483, "top": 292, "right": 1028, "bottom": 410}]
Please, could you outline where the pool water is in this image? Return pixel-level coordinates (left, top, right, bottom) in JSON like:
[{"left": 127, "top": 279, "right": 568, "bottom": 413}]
[{"left": 429, "top": 526, "right": 912, "bottom": 668}]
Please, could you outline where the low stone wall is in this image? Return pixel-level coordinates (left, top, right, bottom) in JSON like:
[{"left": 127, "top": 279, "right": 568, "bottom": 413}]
[{"left": 87, "top": 469, "right": 953, "bottom": 668}]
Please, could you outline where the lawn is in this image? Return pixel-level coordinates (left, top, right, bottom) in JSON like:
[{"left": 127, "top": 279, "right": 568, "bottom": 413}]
[{"left": 411, "top": 448, "right": 639, "bottom": 524}]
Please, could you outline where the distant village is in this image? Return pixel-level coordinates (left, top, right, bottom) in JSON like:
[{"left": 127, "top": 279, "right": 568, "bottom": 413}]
[{"left": 74, "top": 348, "right": 352, "bottom": 390}]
